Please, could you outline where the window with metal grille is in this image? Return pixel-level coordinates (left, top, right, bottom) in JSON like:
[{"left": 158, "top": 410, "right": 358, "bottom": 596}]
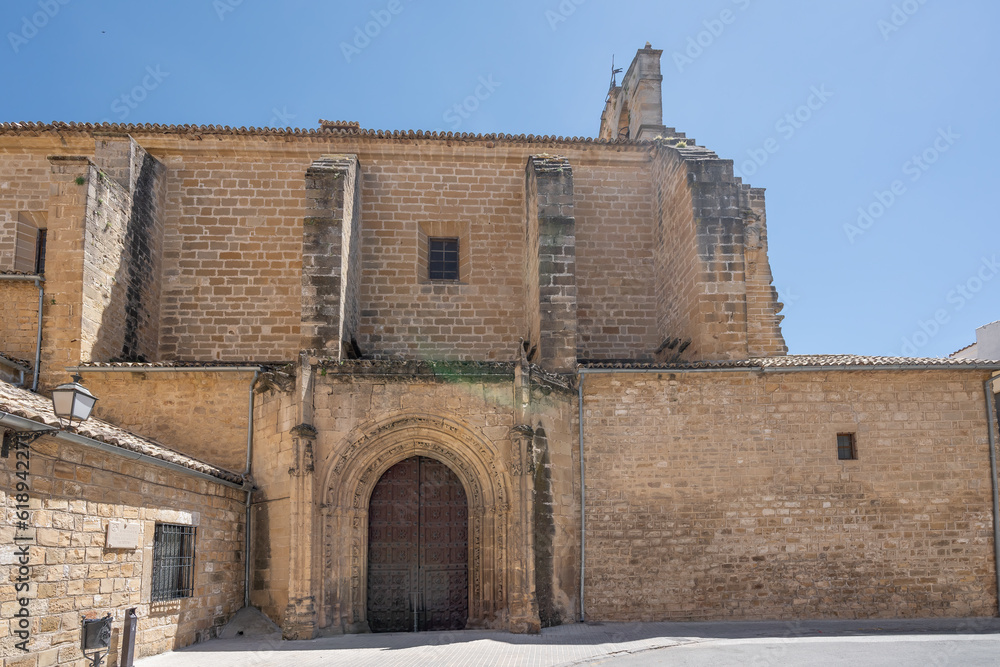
[
  {"left": 837, "top": 433, "right": 857, "bottom": 460},
  {"left": 428, "top": 238, "right": 459, "bottom": 280},
  {"left": 152, "top": 524, "right": 195, "bottom": 601}
]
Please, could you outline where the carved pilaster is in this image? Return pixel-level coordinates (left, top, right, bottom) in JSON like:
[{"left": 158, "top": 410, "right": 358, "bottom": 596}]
[
  {"left": 282, "top": 596, "right": 317, "bottom": 640},
  {"left": 284, "top": 354, "right": 318, "bottom": 639},
  {"left": 507, "top": 424, "right": 540, "bottom": 633}
]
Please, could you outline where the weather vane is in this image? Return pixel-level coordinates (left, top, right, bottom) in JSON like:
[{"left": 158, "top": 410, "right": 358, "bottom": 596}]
[{"left": 610, "top": 55, "right": 623, "bottom": 88}]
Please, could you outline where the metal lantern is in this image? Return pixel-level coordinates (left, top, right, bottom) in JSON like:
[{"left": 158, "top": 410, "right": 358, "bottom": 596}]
[{"left": 51, "top": 374, "right": 97, "bottom": 428}]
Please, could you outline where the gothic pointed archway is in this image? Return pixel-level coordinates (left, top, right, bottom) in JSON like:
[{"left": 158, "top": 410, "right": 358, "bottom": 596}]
[
  {"left": 319, "top": 413, "right": 512, "bottom": 633},
  {"left": 367, "top": 455, "right": 469, "bottom": 631}
]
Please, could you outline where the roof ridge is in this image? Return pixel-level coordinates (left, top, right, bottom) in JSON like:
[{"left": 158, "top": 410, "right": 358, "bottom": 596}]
[
  {"left": 580, "top": 353, "right": 1000, "bottom": 370},
  {"left": 0, "top": 121, "right": 668, "bottom": 147}
]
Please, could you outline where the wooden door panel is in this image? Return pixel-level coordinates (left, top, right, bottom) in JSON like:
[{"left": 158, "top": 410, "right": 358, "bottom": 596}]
[{"left": 367, "top": 456, "right": 468, "bottom": 632}]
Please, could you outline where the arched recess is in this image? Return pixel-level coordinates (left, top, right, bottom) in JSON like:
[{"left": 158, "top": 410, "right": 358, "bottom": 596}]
[{"left": 319, "top": 413, "right": 512, "bottom": 633}]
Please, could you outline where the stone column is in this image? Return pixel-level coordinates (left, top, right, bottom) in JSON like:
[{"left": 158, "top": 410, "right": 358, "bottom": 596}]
[{"left": 524, "top": 156, "right": 577, "bottom": 373}]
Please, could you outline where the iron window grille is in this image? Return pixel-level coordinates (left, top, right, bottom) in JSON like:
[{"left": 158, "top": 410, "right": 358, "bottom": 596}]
[
  {"left": 428, "top": 237, "right": 459, "bottom": 280},
  {"left": 837, "top": 433, "right": 857, "bottom": 460},
  {"left": 152, "top": 524, "right": 196, "bottom": 602}
]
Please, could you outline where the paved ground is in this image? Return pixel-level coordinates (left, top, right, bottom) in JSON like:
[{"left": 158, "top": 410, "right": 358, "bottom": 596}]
[{"left": 135, "top": 617, "right": 1000, "bottom": 667}]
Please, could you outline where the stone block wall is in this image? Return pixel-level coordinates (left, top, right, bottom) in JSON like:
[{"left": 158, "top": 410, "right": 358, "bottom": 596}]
[
  {"left": 38, "top": 157, "right": 92, "bottom": 389},
  {"left": 686, "top": 160, "right": 750, "bottom": 360},
  {"left": 523, "top": 166, "right": 541, "bottom": 362},
  {"left": 742, "top": 187, "right": 787, "bottom": 357},
  {"left": 157, "top": 152, "right": 306, "bottom": 362},
  {"left": 341, "top": 159, "right": 363, "bottom": 356},
  {"left": 248, "top": 382, "right": 296, "bottom": 627},
  {"left": 581, "top": 369, "right": 997, "bottom": 621},
  {"left": 525, "top": 157, "right": 577, "bottom": 373},
  {"left": 0, "top": 282, "right": 39, "bottom": 365},
  {"left": 651, "top": 147, "right": 701, "bottom": 360},
  {"left": 0, "top": 434, "right": 245, "bottom": 666},
  {"left": 526, "top": 371, "right": 581, "bottom": 627},
  {"left": 0, "top": 151, "right": 51, "bottom": 273},
  {"left": 4, "top": 130, "right": 788, "bottom": 370},
  {"left": 301, "top": 155, "right": 361, "bottom": 357},
  {"left": 358, "top": 152, "right": 524, "bottom": 361},
  {"left": 575, "top": 162, "right": 658, "bottom": 360},
  {"left": 77, "top": 371, "right": 255, "bottom": 473},
  {"left": 84, "top": 138, "right": 166, "bottom": 364}
]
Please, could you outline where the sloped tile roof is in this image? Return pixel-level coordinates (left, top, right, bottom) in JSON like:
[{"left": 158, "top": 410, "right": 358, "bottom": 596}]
[
  {"left": 581, "top": 354, "right": 1000, "bottom": 371},
  {"left": 73, "top": 361, "right": 265, "bottom": 369},
  {"left": 0, "top": 120, "right": 712, "bottom": 153},
  {"left": 0, "top": 380, "right": 244, "bottom": 484},
  {"left": 0, "top": 354, "right": 31, "bottom": 371}
]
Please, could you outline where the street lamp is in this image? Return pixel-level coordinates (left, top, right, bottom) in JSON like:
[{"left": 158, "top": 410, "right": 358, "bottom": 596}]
[
  {"left": 51, "top": 373, "right": 98, "bottom": 429},
  {"left": 1, "top": 374, "right": 99, "bottom": 457}
]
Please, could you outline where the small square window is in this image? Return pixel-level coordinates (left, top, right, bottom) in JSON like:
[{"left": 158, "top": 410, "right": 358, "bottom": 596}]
[
  {"left": 837, "top": 433, "right": 857, "bottom": 460},
  {"left": 428, "top": 237, "right": 459, "bottom": 281},
  {"left": 151, "top": 524, "right": 196, "bottom": 601}
]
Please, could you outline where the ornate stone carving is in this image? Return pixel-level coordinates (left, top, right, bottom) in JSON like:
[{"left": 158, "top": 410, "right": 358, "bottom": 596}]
[
  {"left": 291, "top": 423, "right": 318, "bottom": 439},
  {"left": 321, "top": 412, "right": 514, "bottom": 633}
]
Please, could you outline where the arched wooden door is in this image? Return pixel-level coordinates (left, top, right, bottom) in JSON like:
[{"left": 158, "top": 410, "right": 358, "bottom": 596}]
[{"left": 367, "top": 456, "right": 469, "bottom": 632}]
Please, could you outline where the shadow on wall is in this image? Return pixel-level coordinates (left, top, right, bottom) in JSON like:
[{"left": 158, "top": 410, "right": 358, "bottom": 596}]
[
  {"left": 91, "top": 150, "right": 164, "bottom": 362},
  {"left": 532, "top": 427, "right": 559, "bottom": 628}
]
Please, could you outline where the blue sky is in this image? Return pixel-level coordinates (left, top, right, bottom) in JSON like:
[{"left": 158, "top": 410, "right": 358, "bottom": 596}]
[{"left": 2, "top": 0, "right": 997, "bottom": 358}]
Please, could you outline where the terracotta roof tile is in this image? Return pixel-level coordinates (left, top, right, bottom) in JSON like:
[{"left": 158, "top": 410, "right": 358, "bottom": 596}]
[
  {"left": 0, "top": 354, "right": 31, "bottom": 371},
  {"left": 581, "top": 354, "right": 1000, "bottom": 371},
  {"left": 0, "top": 120, "right": 709, "bottom": 152},
  {"left": 73, "top": 361, "right": 267, "bottom": 369}
]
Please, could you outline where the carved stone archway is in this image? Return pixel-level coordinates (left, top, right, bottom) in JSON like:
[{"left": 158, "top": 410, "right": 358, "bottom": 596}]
[{"left": 319, "top": 413, "right": 512, "bottom": 633}]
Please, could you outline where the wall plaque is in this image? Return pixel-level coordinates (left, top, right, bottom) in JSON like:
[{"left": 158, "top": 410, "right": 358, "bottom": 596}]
[{"left": 106, "top": 521, "right": 140, "bottom": 549}]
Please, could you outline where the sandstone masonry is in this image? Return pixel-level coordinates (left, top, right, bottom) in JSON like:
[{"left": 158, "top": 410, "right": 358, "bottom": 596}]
[{"left": 0, "top": 44, "right": 997, "bottom": 666}]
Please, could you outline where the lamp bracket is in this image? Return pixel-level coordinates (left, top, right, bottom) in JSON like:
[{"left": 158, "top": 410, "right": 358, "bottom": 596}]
[{"left": 1, "top": 429, "right": 47, "bottom": 458}]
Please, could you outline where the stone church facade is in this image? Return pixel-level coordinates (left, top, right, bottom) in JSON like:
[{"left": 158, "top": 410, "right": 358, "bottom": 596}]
[{"left": 2, "top": 45, "right": 1000, "bottom": 660}]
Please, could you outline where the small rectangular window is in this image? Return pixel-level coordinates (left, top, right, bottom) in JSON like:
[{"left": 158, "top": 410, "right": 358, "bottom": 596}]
[
  {"left": 428, "top": 237, "right": 459, "bottom": 280},
  {"left": 152, "top": 524, "right": 196, "bottom": 601},
  {"left": 837, "top": 433, "right": 857, "bottom": 460}
]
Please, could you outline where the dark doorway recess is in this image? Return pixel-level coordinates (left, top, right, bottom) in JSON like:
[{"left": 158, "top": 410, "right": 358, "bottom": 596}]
[{"left": 367, "top": 456, "right": 469, "bottom": 632}]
